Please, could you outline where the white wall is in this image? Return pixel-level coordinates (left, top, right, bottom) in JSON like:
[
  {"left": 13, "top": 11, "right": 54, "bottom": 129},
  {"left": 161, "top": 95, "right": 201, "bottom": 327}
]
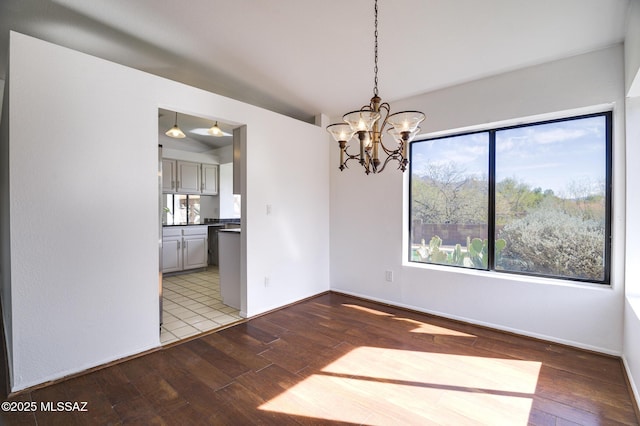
[
  {"left": 0, "top": 71, "right": 12, "bottom": 387},
  {"left": 330, "top": 45, "right": 626, "bottom": 354},
  {"left": 626, "top": 0, "right": 640, "bottom": 96},
  {"left": 624, "top": 4, "right": 640, "bottom": 300},
  {"left": 212, "top": 144, "right": 234, "bottom": 164},
  {"left": 4, "top": 32, "right": 329, "bottom": 391},
  {"left": 243, "top": 111, "right": 330, "bottom": 316},
  {"left": 624, "top": 297, "right": 640, "bottom": 409},
  {"left": 7, "top": 32, "right": 160, "bottom": 391},
  {"left": 210, "top": 145, "right": 239, "bottom": 219},
  {"left": 623, "top": 0, "right": 640, "bottom": 407},
  {"left": 218, "top": 163, "right": 238, "bottom": 219}
]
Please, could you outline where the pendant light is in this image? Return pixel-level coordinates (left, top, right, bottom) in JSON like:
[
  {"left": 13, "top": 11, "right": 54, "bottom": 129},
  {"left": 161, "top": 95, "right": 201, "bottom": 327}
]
[
  {"left": 208, "top": 121, "right": 224, "bottom": 137},
  {"left": 165, "top": 112, "right": 186, "bottom": 139},
  {"left": 326, "top": 0, "right": 425, "bottom": 174}
]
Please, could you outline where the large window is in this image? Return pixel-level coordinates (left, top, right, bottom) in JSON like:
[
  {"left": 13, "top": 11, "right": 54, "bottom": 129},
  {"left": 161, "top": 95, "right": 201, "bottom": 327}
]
[{"left": 409, "top": 112, "right": 611, "bottom": 284}]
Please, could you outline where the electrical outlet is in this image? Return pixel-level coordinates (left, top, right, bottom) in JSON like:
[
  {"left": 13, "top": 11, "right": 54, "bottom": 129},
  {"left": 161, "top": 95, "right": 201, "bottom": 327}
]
[{"left": 385, "top": 270, "right": 393, "bottom": 282}]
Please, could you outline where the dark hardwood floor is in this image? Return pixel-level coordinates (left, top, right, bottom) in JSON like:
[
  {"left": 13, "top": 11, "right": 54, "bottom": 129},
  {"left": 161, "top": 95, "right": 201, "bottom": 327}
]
[{"left": 1, "top": 292, "right": 638, "bottom": 425}]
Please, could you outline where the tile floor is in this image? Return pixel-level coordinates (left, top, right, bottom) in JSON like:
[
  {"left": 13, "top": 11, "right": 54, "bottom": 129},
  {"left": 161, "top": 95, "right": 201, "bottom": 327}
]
[{"left": 160, "top": 267, "right": 243, "bottom": 345}]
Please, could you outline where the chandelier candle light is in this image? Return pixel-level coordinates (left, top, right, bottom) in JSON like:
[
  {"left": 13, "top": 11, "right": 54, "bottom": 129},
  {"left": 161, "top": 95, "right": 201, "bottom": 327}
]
[{"left": 326, "top": 0, "right": 425, "bottom": 174}]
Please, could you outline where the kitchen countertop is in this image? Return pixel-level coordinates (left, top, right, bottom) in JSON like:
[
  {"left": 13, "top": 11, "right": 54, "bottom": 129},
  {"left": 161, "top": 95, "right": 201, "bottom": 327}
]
[{"left": 163, "top": 221, "right": 240, "bottom": 227}]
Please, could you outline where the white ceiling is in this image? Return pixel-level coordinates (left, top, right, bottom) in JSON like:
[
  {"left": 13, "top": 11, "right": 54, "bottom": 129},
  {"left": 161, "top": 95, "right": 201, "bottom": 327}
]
[{"left": 0, "top": 0, "right": 631, "bottom": 124}]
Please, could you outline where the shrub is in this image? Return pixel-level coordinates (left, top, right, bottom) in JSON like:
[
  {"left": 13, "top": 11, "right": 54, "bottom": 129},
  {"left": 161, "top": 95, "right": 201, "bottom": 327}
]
[{"left": 498, "top": 208, "right": 604, "bottom": 280}]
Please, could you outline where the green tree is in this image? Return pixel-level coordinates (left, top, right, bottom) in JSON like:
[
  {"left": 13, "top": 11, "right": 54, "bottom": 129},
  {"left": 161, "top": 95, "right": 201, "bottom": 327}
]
[
  {"left": 495, "top": 178, "right": 546, "bottom": 224},
  {"left": 412, "top": 162, "right": 487, "bottom": 225}
]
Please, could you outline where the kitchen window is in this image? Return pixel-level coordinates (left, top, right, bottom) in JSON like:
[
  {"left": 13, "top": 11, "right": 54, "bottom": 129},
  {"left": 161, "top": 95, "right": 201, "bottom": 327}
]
[
  {"left": 409, "top": 112, "right": 612, "bottom": 284},
  {"left": 164, "top": 194, "right": 201, "bottom": 225}
]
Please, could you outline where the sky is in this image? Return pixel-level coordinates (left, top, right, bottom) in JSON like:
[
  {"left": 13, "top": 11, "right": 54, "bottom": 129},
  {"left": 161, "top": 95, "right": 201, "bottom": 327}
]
[{"left": 410, "top": 115, "right": 607, "bottom": 197}]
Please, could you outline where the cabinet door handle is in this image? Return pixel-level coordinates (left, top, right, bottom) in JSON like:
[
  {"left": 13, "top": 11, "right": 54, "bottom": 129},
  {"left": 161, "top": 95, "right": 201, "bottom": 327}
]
[
  {"left": 172, "top": 180, "right": 175, "bottom": 190},
  {"left": 177, "top": 240, "right": 181, "bottom": 250}
]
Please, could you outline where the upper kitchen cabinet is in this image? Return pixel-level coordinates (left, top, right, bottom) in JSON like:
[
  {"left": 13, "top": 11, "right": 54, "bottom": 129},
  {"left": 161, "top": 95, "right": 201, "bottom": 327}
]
[
  {"left": 162, "top": 158, "right": 177, "bottom": 192},
  {"left": 163, "top": 159, "right": 219, "bottom": 195},
  {"left": 177, "top": 161, "right": 201, "bottom": 194},
  {"left": 201, "top": 163, "right": 219, "bottom": 195}
]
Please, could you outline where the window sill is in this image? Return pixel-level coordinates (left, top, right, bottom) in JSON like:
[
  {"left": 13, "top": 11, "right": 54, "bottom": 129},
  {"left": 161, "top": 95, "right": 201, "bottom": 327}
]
[{"left": 404, "top": 260, "right": 613, "bottom": 291}]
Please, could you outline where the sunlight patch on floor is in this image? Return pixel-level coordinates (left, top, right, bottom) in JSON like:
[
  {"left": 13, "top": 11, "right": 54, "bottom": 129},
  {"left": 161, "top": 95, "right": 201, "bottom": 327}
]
[
  {"left": 392, "top": 317, "right": 477, "bottom": 337},
  {"left": 342, "top": 303, "right": 476, "bottom": 337},
  {"left": 259, "top": 346, "right": 541, "bottom": 425},
  {"left": 342, "top": 304, "right": 395, "bottom": 317},
  {"left": 323, "top": 347, "right": 541, "bottom": 394}
]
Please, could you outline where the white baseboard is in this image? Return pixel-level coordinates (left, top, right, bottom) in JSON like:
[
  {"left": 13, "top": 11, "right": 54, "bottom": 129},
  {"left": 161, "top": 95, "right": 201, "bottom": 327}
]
[{"left": 622, "top": 354, "right": 640, "bottom": 414}]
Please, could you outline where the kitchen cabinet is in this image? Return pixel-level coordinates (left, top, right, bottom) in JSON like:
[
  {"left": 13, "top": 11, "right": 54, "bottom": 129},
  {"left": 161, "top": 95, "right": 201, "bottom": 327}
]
[
  {"left": 162, "top": 159, "right": 219, "bottom": 195},
  {"left": 162, "top": 227, "right": 207, "bottom": 273},
  {"left": 176, "top": 161, "right": 200, "bottom": 194},
  {"left": 161, "top": 228, "right": 183, "bottom": 273},
  {"left": 182, "top": 228, "right": 208, "bottom": 270},
  {"left": 201, "top": 163, "right": 219, "bottom": 195},
  {"left": 161, "top": 158, "right": 177, "bottom": 192}
]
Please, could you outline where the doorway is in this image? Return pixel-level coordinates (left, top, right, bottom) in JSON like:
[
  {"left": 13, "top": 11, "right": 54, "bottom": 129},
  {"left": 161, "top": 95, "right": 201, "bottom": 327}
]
[{"left": 158, "top": 108, "right": 243, "bottom": 344}]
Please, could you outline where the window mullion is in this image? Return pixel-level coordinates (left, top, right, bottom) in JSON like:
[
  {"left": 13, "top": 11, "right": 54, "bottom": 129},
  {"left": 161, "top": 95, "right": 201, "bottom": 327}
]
[
  {"left": 487, "top": 130, "right": 496, "bottom": 271},
  {"left": 604, "top": 111, "right": 613, "bottom": 284}
]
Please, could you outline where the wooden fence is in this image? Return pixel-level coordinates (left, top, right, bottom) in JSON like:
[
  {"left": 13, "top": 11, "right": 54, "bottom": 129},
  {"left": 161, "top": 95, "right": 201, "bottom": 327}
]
[{"left": 411, "top": 222, "right": 498, "bottom": 246}]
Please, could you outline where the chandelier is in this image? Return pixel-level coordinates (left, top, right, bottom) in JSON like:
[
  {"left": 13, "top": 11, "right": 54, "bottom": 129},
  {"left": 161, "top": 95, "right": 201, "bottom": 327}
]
[{"left": 326, "top": 0, "right": 425, "bottom": 174}]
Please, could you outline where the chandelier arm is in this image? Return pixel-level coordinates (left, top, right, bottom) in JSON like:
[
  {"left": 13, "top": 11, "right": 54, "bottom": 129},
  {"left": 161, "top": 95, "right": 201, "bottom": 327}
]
[
  {"left": 375, "top": 153, "right": 395, "bottom": 174},
  {"left": 339, "top": 144, "right": 366, "bottom": 171},
  {"left": 376, "top": 150, "right": 406, "bottom": 174},
  {"left": 378, "top": 141, "right": 401, "bottom": 156},
  {"left": 376, "top": 101, "right": 392, "bottom": 151},
  {"left": 378, "top": 102, "right": 391, "bottom": 127},
  {"left": 377, "top": 101, "right": 396, "bottom": 155},
  {"left": 342, "top": 145, "right": 362, "bottom": 161}
]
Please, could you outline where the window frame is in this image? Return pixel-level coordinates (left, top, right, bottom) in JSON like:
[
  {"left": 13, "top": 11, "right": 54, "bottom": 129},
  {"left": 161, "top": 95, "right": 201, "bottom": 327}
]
[
  {"left": 408, "top": 111, "right": 613, "bottom": 285},
  {"left": 164, "top": 193, "right": 201, "bottom": 225}
]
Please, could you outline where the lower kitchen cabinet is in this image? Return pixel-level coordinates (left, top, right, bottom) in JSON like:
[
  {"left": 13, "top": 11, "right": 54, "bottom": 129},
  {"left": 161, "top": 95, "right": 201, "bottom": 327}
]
[
  {"left": 182, "top": 228, "right": 208, "bottom": 270},
  {"left": 162, "top": 227, "right": 208, "bottom": 273},
  {"left": 162, "top": 232, "right": 183, "bottom": 273}
]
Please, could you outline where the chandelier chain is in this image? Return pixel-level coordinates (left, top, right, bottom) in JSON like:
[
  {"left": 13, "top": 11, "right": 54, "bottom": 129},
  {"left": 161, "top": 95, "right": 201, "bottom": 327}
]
[{"left": 373, "top": 0, "right": 379, "bottom": 97}]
